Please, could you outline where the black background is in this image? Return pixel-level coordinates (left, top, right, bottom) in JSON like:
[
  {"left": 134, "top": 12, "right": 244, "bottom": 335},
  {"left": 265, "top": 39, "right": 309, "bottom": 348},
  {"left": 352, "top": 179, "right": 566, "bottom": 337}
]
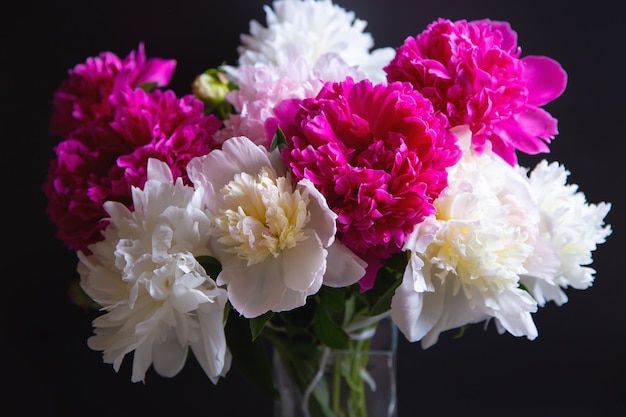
[{"left": 2, "top": 1, "right": 624, "bottom": 416}]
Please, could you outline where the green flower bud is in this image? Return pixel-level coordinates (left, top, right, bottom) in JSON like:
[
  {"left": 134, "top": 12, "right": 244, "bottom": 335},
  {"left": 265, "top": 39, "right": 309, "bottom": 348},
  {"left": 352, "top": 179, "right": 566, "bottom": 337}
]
[{"left": 192, "top": 68, "right": 237, "bottom": 120}]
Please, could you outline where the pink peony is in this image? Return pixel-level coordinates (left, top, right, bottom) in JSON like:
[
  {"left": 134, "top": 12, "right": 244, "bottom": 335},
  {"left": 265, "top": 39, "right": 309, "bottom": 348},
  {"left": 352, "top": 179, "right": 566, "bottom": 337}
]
[
  {"left": 49, "top": 42, "right": 177, "bottom": 138},
  {"left": 44, "top": 86, "right": 222, "bottom": 253},
  {"left": 384, "top": 18, "right": 567, "bottom": 165},
  {"left": 214, "top": 53, "right": 365, "bottom": 146},
  {"left": 268, "top": 77, "right": 461, "bottom": 290}
]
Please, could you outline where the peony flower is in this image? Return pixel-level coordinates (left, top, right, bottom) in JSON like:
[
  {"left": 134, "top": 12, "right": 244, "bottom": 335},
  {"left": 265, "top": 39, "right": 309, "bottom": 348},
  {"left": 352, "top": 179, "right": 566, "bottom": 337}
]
[
  {"left": 384, "top": 18, "right": 567, "bottom": 165},
  {"left": 234, "top": 0, "right": 394, "bottom": 84},
  {"left": 269, "top": 77, "right": 461, "bottom": 290},
  {"left": 49, "top": 42, "right": 176, "bottom": 138},
  {"left": 187, "top": 136, "right": 365, "bottom": 318},
  {"left": 77, "top": 159, "right": 230, "bottom": 384},
  {"left": 392, "top": 128, "right": 547, "bottom": 348},
  {"left": 43, "top": 86, "right": 222, "bottom": 253},
  {"left": 519, "top": 160, "right": 612, "bottom": 306},
  {"left": 214, "top": 52, "right": 365, "bottom": 146}
]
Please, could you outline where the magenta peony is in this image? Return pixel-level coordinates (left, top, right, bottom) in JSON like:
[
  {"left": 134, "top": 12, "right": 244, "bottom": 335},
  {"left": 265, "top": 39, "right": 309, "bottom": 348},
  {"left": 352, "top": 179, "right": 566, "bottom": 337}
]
[
  {"left": 268, "top": 77, "right": 461, "bottom": 290},
  {"left": 44, "top": 86, "right": 222, "bottom": 253},
  {"left": 384, "top": 18, "right": 567, "bottom": 165},
  {"left": 49, "top": 42, "right": 177, "bottom": 138}
]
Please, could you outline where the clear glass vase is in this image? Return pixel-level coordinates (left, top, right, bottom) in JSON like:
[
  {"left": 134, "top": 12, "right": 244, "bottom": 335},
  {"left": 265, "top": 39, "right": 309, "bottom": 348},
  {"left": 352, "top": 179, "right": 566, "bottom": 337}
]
[{"left": 273, "top": 315, "right": 398, "bottom": 417}]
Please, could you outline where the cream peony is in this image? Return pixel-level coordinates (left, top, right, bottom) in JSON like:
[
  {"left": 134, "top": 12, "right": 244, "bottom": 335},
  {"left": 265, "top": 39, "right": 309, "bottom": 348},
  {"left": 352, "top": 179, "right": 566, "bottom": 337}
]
[
  {"left": 78, "top": 159, "right": 230, "bottom": 383},
  {"left": 392, "top": 128, "right": 547, "bottom": 348},
  {"left": 187, "top": 136, "right": 365, "bottom": 318}
]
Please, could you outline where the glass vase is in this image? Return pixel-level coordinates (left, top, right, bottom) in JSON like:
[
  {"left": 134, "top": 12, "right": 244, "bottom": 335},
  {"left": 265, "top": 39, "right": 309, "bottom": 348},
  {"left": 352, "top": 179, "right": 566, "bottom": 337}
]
[{"left": 273, "top": 315, "right": 398, "bottom": 417}]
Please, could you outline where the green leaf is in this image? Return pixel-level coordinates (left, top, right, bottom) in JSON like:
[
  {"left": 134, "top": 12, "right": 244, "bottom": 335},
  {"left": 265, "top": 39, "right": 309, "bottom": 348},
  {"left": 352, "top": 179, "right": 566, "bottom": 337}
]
[
  {"left": 67, "top": 279, "right": 100, "bottom": 310},
  {"left": 358, "top": 252, "right": 405, "bottom": 316},
  {"left": 225, "top": 312, "right": 277, "bottom": 399},
  {"left": 136, "top": 81, "right": 158, "bottom": 92},
  {"left": 341, "top": 294, "right": 356, "bottom": 327},
  {"left": 250, "top": 311, "right": 274, "bottom": 341},
  {"left": 384, "top": 250, "right": 410, "bottom": 272},
  {"left": 270, "top": 126, "right": 287, "bottom": 151},
  {"left": 318, "top": 286, "right": 349, "bottom": 312},
  {"left": 314, "top": 304, "right": 350, "bottom": 350},
  {"left": 196, "top": 255, "right": 222, "bottom": 279},
  {"left": 453, "top": 325, "right": 468, "bottom": 339},
  {"left": 369, "top": 275, "right": 402, "bottom": 317}
]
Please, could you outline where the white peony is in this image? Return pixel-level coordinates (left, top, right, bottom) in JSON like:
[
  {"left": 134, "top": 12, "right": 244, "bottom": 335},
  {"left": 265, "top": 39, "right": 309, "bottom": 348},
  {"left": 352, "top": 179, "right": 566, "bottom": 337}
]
[
  {"left": 519, "top": 160, "right": 612, "bottom": 306},
  {"left": 392, "top": 129, "right": 548, "bottom": 348},
  {"left": 187, "top": 136, "right": 365, "bottom": 318},
  {"left": 78, "top": 159, "right": 230, "bottom": 383},
  {"left": 235, "top": 0, "right": 394, "bottom": 84}
]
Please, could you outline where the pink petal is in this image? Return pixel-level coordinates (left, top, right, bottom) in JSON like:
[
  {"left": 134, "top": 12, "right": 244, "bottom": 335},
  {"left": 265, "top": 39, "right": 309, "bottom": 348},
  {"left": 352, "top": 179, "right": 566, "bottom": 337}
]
[
  {"left": 495, "top": 107, "right": 558, "bottom": 156},
  {"left": 482, "top": 19, "right": 518, "bottom": 50},
  {"left": 134, "top": 57, "right": 177, "bottom": 87},
  {"left": 522, "top": 55, "right": 568, "bottom": 106}
]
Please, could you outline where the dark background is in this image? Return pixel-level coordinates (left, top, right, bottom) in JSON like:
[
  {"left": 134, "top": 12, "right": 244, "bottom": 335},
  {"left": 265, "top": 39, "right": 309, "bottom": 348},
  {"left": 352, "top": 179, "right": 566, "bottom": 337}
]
[{"left": 2, "top": 0, "right": 624, "bottom": 416}]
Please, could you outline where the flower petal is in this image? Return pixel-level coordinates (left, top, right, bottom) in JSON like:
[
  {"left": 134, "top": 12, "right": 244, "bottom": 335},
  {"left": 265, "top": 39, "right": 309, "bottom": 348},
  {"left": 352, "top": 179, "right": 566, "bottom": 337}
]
[
  {"left": 187, "top": 136, "right": 272, "bottom": 192},
  {"left": 522, "top": 55, "right": 568, "bottom": 106},
  {"left": 281, "top": 230, "right": 326, "bottom": 293},
  {"left": 323, "top": 240, "right": 367, "bottom": 287},
  {"left": 152, "top": 334, "right": 188, "bottom": 378},
  {"left": 391, "top": 264, "right": 443, "bottom": 344}
]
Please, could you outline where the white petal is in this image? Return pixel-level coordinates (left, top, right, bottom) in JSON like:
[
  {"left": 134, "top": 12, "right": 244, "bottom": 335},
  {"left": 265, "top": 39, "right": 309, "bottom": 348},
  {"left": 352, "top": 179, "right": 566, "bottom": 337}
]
[
  {"left": 521, "top": 275, "right": 569, "bottom": 307},
  {"left": 391, "top": 264, "right": 443, "bottom": 343},
  {"left": 171, "top": 282, "right": 208, "bottom": 313},
  {"left": 323, "top": 240, "right": 366, "bottom": 287},
  {"left": 221, "top": 258, "right": 287, "bottom": 318},
  {"left": 188, "top": 136, "right": 272, "bottom": 191},
  {"left": 420, "top": 283, "right": 486, "bottom": 349},
  {"left": 152, "top": 334, "right": 188, "bottom": 378},
  {"left": 298, "top": 178, "right": 337, "bottom": 246},
  {"left": 192, "top": 291, "right": 231, "bottom": 382},
  {"left": 491, "top": 289, "right": 538, "bottom": 339},
  {"left": 147, "top": 157, "right": 174, "bottom": 184},
  {"left": 131, "top": 342, "right": 153, "bottom": 383},
  {"left": 406, "top": 251, "right": 434, "bottom": 293},
  {"left": 281, "top": 230, "right": 326, "bottom": 293}
]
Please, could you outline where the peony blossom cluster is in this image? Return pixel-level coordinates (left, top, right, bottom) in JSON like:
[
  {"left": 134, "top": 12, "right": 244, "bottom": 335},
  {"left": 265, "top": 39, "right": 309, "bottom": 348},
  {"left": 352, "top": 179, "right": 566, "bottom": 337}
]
[
  {"left": 44, "top": 0, "right": 611, "bottom": 386},
  {"left": 44, "top": 43, "right": 222, "bottom": 253}
]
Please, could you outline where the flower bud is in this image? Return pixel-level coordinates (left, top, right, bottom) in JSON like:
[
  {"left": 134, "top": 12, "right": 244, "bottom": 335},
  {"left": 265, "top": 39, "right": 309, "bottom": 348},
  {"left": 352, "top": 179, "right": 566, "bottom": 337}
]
[{"left": 192, "top": 68, "right": 236, "bottom": 120}]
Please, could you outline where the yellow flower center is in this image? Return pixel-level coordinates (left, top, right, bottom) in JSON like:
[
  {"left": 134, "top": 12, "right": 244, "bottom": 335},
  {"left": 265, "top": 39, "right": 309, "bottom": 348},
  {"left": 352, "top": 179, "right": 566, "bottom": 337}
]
[{"left": 215, "top": 166, "right": 311, "bottom": 265}]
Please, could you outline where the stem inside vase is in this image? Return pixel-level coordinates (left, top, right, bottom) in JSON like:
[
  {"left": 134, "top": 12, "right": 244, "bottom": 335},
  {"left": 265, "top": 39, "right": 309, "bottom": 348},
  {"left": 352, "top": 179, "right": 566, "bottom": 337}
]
[{"left": 272, "top": 316, "right": 398, "bottom": 417}]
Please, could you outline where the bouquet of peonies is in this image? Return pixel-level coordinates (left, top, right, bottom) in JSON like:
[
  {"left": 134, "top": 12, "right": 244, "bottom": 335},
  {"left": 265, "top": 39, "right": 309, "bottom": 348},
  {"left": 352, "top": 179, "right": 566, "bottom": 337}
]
[{"left": 43, "top": 0, "right": 612, "bottom": 415}]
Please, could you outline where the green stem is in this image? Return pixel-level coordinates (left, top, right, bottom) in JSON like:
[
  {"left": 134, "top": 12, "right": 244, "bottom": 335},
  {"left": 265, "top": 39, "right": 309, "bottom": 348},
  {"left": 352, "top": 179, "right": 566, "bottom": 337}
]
[
  {"left": 351, "top": 339, "right": 367, "bottom": 417},
  {"left": 332, "top": 356, "right": 343, "bottom": 416},
  {"left": 326, "top": 338, "right": 371, "bottom": 417},
  {"left": 269, "top": 316, "right": 392, "bottom": 417}
]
